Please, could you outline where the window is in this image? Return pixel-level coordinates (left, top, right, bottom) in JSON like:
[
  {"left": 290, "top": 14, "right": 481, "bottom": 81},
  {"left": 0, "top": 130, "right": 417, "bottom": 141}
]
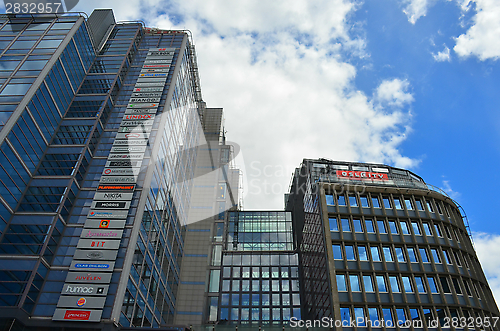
[
  {"left": 407, "top": 248, "right": 418, "bottom": 262},
  {"left": 341, "top": 218, "right": 351, "bottom": 232},
  {"left": 436, "top": 202, "right": 443, "bottom": 214},
  {"left": 360, "top": 195, "right": 369, "bottom": 207},
  {"left": 340, "top": 307, "right": 351, "bottom": 323},
  {"left": 443, "top": 250, "right": 452, "bottom": 264},
  {"left": 350, "top": 275, "right": 361, "bottom": 291},
  {"left": 337, "top": 195, "right": 346, "bottom": 206},
  {"left": 434, "top": 224, "right": 442, "bottom": 237},
  {"left": 415, "top": 199, "right": 424, "bottom": 211},
  {"left": 337, "top": 275, "right": 347, "bottom": 291},
  {"left": 377, "top": 220, "right": 387, "bottom": 234},
  {"left": 431, "top": 249, "right": 441, "bottom": 264},
  {"left": 383, "top": 247, "right": 393, "bottom": 262},
  {"left": 404, "top": 198, "right": 413, "bottom": 210},
  {"left": 358, "top": 246, "right": 368, "bottom": 261},
  {"left": 368, "top": 307, "right": 379, "bottom": 324},
  {"left": 383, "top": 196, "right": 392, "bottom": 209},
  {"left": 388, "top": 221, "right": 398, "bottom": 234},
  {"left": 411, "top": 222, "right": 421, "bottom": 235},
  {"left": 372, "top": 196, "right": 380, "bottom": 208},
  {"left": 363, "top": 275, "right": 374, "bottom": 292},
  {"left": 394, "top": 198, "right": 403, "bottom": 210},
  {"left": 348, "top": 195, "right": 358, "bottom": 207},
  {"left": 426, "top": 200, "right": 434, "bottom": 212},
  {"left": 395, "top": 247, "right": 405, "bottom": 262},
  {"left": 452, "top": 278, "right": 462, "bottom": 295},
  {"left": 354, "top": 307, "right": 366, "bottom": 326},
  {"left": 382, "top": 308, "right": 394, "bottom": 327},
  {"left": 428, "top": 277, "right": 438, "bottom": 293},
  {"left": 419, "top": 248, "right": 429, "bottom": 263},
  {"left": 345, "top": 245, "right": 355, "bottom": 260},
  {"left": 329, "top": 218, "right": 338, "bottom": 231},
  {"left": 453, "top": 251, "right": 462, "bottom": 266},
  {"left": 371, "top": 246, "right": 381, "bottom": 262},
  {"left": 400, "top": 222, "right": 410, "bottom": 235},
  {"left": 333, "top": 245, "right": 342, "bottom": 259},
  {"left": 395, "top": 308, "right": 406, "bottom": 326},
  {"left": 440, "top": 277, "right": 451, "bottom": 293},
  {"left": 376, "top": 275, "right": 387, "bottom": 292},
  {"left": 353, "top": 219, "right": 363, "bottom": 232},
  {"left": 365, "top": 219, "right": 375, "bottom": 233},
  {"left": 402, "top": 277, "right": 413, "bottom": 293},
  {"left": 410, "top": 308, "right": 419, "bottom": 321},
  {"left": 415, "top": 277, "right": 426, "bottom": 293},
  {"left": 422, "top": 223, "right": 432, "bottom": 236},
  {"left": 389, "top": 276, "right": 401, "bottom": 292},
  {"left": 326, "top": 194, "right": 334, "bottom": 205}
]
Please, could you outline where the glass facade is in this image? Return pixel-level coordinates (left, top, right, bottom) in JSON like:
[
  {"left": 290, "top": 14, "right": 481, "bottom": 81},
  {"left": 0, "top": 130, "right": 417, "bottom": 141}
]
[
  {"left": 216, "top": 211, "right": 301, "bottom": 325},
  {"left": 0, "top": 9, "right": 210, "bottom": 330}
]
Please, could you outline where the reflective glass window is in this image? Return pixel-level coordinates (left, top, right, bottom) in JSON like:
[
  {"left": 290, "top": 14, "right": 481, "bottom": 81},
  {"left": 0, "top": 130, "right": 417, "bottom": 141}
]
[{"left": 363, "top": 275, "right": 374, "bottom": 292}]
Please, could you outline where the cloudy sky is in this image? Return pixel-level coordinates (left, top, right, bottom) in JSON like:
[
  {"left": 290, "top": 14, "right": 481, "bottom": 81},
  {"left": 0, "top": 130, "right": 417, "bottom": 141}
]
[{"left": 4, "top": 0, "right": 500, "bottom": 305}]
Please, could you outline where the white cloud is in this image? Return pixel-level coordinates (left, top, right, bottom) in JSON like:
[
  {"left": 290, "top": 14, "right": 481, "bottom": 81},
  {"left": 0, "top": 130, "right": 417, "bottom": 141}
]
[
  {"left": 433, "top": 45, "right": 451, "bottom": 61},
  {"left": 441, "top": 179, "right": 460, "bottom": 199},
  {"left": 454, "top": 0, "right": 500, "bottom": 60},
  {"left": 400, "top": 0, "right": 436, "bottom": 24},
  {"left": 73, "top": 0, "right": 419, "bottom": 209},
  {"left": 472, "top": 232, "right": 500, "bottom": 306}
]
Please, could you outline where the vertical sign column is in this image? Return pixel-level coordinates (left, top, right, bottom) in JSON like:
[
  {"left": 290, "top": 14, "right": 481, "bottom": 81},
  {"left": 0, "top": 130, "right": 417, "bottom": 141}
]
[{"left": 53, "top": 48, "right": 175, "bottom": 322}]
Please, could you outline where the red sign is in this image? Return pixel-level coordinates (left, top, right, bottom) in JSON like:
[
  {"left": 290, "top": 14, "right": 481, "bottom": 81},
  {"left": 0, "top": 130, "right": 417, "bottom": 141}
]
[
  {"left": 336, "top": 170, "right": 389, "bottom": 180},
  {"left": 124, "top": 114, "right": 154, "bottom": 120},
  {"left": 64, "top": 310, "right": 91, "bottom": 320},
  {"left": 143, "top": 64, "right": 170, "bottom": 68}
]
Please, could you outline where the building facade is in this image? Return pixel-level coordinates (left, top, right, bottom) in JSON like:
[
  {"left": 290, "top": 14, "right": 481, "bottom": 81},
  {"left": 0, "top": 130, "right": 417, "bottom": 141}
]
[
  {"left": 286, "top": 159, "right": 500, "bottom": 330},
  {"left": 0, "top": 9, "right": 238, "bottom": 331}
]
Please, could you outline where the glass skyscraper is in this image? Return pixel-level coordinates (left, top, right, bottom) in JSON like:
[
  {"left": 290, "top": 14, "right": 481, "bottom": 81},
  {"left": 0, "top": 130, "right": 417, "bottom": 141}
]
[{"left": 0, "top": 9, "right": 239, "bottom": 330}]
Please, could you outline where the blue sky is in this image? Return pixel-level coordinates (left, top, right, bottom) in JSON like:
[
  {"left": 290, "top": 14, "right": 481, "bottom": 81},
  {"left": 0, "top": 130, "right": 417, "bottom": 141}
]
[{"left": 3, "top": 0, "right": 500, "bottom": 303}]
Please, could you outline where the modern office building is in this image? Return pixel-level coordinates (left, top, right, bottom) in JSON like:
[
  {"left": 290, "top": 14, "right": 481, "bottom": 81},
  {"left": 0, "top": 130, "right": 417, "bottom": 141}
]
[
  {"left": 211, "top": 210, "right": 301, "bottom": 326},
  {"left": 0, "top": 9, "right": 238, "bottom": 331},
  {"left": 286, "top": 159, "right": 500, "bottom": 330}
]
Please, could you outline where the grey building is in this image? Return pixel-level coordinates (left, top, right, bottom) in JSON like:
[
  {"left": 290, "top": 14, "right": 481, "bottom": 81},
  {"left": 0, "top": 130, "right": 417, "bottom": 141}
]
[{"left": 286, "top": 159, "right": 500, "bottom": 330}]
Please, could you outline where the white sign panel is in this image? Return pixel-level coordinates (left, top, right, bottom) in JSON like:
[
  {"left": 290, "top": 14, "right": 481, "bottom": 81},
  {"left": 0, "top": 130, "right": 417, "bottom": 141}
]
[
  {"left": 80, "top": 229, "right": 124, "bottom": 239},
  {"left": 84, "top": 219, "right": 126, "bottom": 229},
  {"left": 69, "top": 261, "right": 116, "bottom": 272},
  {"left": 99, "top": 176, "right": 137, "bottom": 184},
  {"left": 77, "top": 239, "right": 121, "bottom": 250},
  {"left": 73, "top": 249, "right": 119, "bottom": 261},
  {"left": 102, "top": 167, "right": 141, "bottom": 176}
]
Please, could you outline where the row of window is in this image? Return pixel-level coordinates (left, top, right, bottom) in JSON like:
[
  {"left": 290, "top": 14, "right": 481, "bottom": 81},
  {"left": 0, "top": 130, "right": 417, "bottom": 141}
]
[
  {"left": 332, "top": 243, "right": 468, "bottom": 267},
  {"left": 221, "top": 279, "right": 300, "bottom": 292},
  {"left": 220, "top": 293, "right": 300, "bottom": 307},
  {"left": 337, "top": 306, "right": 494, "bottom": 329},
  {"left": 336, "top": 273, "right": 480, "bottom": 297},
  {"left": 329, "top": 217, "right": 463, "bottom": 242},
  {"left": 326, "top": 193, "right": 455, "bottom": 218},
  {"left": 222, "top": 266, "right": 299, "bottom": 279},
  {"left": 219, "top": 306, "right": 300, "bottom": 323}
]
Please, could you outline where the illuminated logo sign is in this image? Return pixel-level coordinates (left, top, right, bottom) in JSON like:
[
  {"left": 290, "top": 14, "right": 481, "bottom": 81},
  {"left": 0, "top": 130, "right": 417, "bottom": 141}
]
[
  {"left": 135, "top": 81, "right": 166, "bottom": 86},
  {"left": 107, "top": 153, "right": 144, "bottom": 160},
  {"left": 102, "top": 168, "right": 140, "bottom": 176},
  {"left": 77, "top": 239, "right": 121, "bottom": 250},
  {"left": 112, "top": 139, "right": 148, "bottom": 146},
  {"left": 81, "top": 229, "right": 123, "bottom": 238},
  {"left": 74, "top": 263, "right": 111, "bottom": 269},
  {"left": 130, "top": 97, "right": 161, "bottom": 103},
  {"left": 94, "top": 192, "right": 134, "bottom": 201},
  {"left": 100, "top": 220, "right": 109, "bottom": 228},
  {"left": 63, "top": 310, "right": 91, "bottom": 320},
  {"left": 118, "top": 126, "right": 152, "bottom": 133},
  {"left": 336, "top": 170, "right": 389, "bottom": 180},
  {"left": 99, "top": 176, "right": 137, "bottom": 184},
  {"left": 116, "top": 132, "right": 150, "bottom": 140},
  {"left": 92, "top": 201, "right": 130, "bottom": 209},
  {"left": 83, "top": 219, "right": 126, "bottom": 230},
  {"left": 133, "top": 87, "right": 164, "bottom": 92},
  {"left": 127, "top": 103, "right": 158, "bottom": 109},
  {"left": 87, "top": 251, "right": 104, "bottom": 259},
  {"left": 66, "top": 272, "right": 112, "bottom": 284},
  {"left": 140, "top": 68, "right": 169, "bottom": 73},
  {"left": 76, "top": 298, "right": 86, "bottom": 307},
  {"left": 123, "top": 114, "right": 154, "bottom": 120},
  {"left": 87, "top": 209, "right": 128, "bottom": 219},
  {"left": 132, "top": 92, "right": 162, "bottom": 98},
  {"left": 97, "top": 184, "right": 135, "bottom": 191},
  {"left": 139, "top": 73, "right": 168, "bottom": 77},
  {"left": 121, "top": 120, "right": 154, "bottom": 126},
  {"left": 142, "top": 64, "right": 170, "bottom": 68}
]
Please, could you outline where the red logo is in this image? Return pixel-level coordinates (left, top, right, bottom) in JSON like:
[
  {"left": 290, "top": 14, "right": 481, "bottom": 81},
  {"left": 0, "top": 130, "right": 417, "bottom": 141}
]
[
  {"left": 104, "top": 169, "right": 112, "bottom": 175},
  {"left": 76, "top": 297, "right": 86, "bottom": 307},
  {"left": 64, "top": 310, "right": 90, "bottom": 320},
  {"left": 99, "top": 220, "right": 110, "bottom": 228},
  {"left": 125, "top": 133, "right": 141, "bottom": 138},
  {"left": 336, "top": 170, "right": 389, "bottom": 180}
]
